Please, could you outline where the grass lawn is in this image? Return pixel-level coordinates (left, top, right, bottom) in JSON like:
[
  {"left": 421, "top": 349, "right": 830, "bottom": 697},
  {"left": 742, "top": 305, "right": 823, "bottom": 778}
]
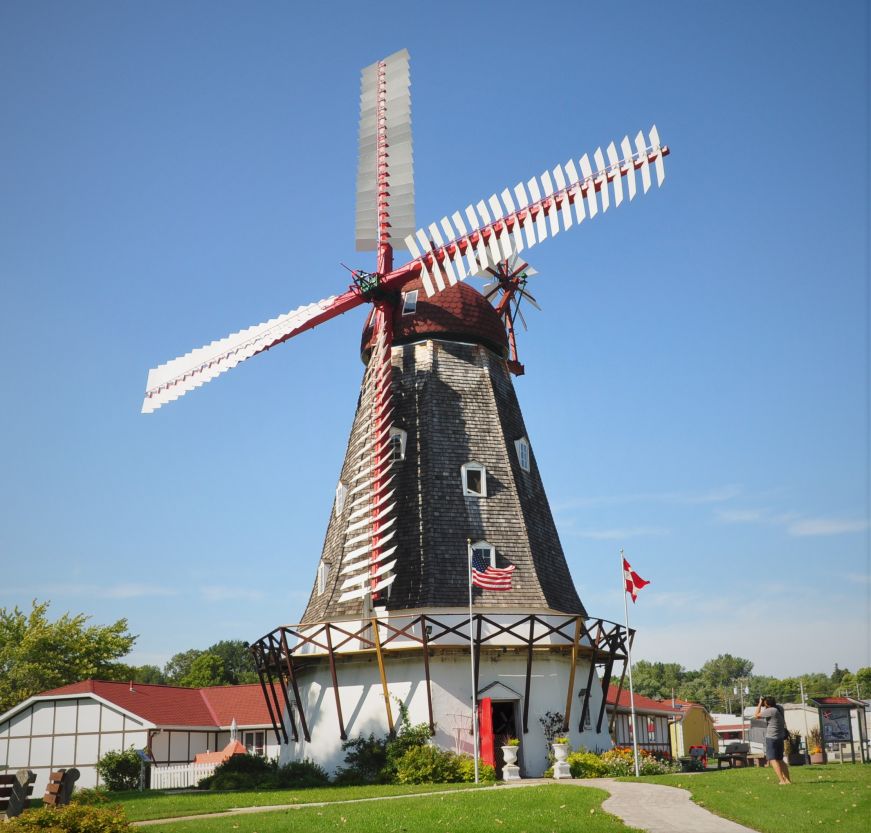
[
  {"left": 633, "top": 763, "right": 871, "bottom": 833},
  {"left": 130, "top": 785, "right": 639, "bottom": 833},
  {"left": 103, "top": 783, "right": 486, "bottom": 821}
]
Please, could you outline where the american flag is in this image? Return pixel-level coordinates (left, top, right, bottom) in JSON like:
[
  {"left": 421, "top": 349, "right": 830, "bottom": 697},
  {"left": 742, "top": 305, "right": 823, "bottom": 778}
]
[{"left": 471, "top": 551, "right": 515, "bottom": 591}]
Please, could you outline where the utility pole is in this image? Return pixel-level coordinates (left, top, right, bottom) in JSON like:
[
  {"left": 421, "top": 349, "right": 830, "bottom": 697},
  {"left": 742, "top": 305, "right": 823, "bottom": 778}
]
[{"left": 733, "top": 680, "right": 750, "bottom": 742}]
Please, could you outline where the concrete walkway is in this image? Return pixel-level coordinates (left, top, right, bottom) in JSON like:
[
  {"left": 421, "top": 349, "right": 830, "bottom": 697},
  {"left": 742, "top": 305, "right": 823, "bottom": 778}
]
[
  {"left": 575, "top": 778, "right": 757, "bottom": 832},
  {"left": 134, "top": 778, "right": 759, "bottom": 832}
]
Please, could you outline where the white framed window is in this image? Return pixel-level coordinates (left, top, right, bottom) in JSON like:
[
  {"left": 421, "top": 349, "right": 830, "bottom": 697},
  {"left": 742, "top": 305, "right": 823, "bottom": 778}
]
[
  {"left": 389, "top": 427, "right": 407, "bottom": 461},
  {"left": 401, "top": 290, "right": 419, "bottom": 315},
  {"left": 244, "top": 730, "right": 265, "bottom": 756},
  {"left": 317, "top": 561, "right": 329, "bottom": 594},
  {"left": 335, "top": 481, "right": 347, "bottom": 517},
  {"left": 471, "top": 540, "right": 495, "bottom": 568},
  {"left": 461, "top": 462, "right": 487, "bottom": 497},
  {"left": 514, "top": 437, "right": 530, "bottom": 472}
]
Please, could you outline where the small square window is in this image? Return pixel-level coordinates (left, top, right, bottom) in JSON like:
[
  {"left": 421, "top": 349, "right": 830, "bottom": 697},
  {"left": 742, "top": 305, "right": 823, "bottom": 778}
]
[
  {"left": 461, "top": 462, "right": 486, "bottom": 497},
  {"left": 317, "top": 561, "right": 329, "bottom": 594},
  {"left": 402, "top": 290, "right": 419, "bottom": 315},
  {"left": 514, "top": 438, "right": 530, "bottom": 472},
  {"left": 244, "top": 731, "right": 265, "bottom": 756},
  {"left": 389, "top": 428, "right": 407, "bottom": 461},
  {"left": 335, "top": 482, "right": 347, "bottom": 517},
  {"left": 471, "top": 541, "right": 495, "bottom": 568}
]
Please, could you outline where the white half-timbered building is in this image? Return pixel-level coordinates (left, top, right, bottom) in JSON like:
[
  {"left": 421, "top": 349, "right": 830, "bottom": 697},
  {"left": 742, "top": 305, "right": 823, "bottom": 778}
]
[{"left": 0, "top": 680, "right": 276, "bottom": 793}]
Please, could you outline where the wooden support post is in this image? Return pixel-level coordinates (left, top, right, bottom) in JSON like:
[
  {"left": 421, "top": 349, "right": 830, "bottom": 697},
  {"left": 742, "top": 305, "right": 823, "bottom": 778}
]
[
  {"left": 421, "top": 618, "right": 435, "bottom": 734},
  {"left": 522, "top": 617, "right": 534, "bottom": 734},
  {"left": 562, "top": 616, "right": 582, "bottom": 731},
  {"left": 270, "top": 635, "right": 298, "bottom": 743},
  {"left": 579, "top": 639, "right": 600, "bottom": 732},
  {"left": 324, "top": 624, "right": 347, "bottom": 740},
  {"left": 596, "top": 657, "right": 616, "bottom": 733},
  {"left": 264, "top": 663, "right": 288, "bottom": 744},
  {"left": 609, "top": 659, "right": 629, "bottom": 735},
  {"left": 279, "top": 629, "right": 310, "bottom": 742},
  {"left": 254, "top": 653, "right": 283, "bottom": 746},
  {"left": 371, "top": 617, "right": 394, "bottom": 734}
]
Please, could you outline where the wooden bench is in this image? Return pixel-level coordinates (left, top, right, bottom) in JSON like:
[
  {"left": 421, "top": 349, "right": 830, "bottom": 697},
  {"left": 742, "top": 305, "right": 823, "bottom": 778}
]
[
  {"left": 716, "top": 742, "right": 750, "bottom": 768},
  {"left": 42, "top": 769, "right": 80, "bottom": 807},
  {"left": 0, "top": 769, "right": 36, "bottom": 819}
]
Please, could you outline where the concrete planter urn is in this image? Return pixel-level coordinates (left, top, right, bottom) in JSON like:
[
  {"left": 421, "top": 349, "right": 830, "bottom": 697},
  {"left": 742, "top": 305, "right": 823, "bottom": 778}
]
[
  {"left": 552, "top": 742, "right": 571, "bottom": 779},
  {"left": 501, "top": 744, "right": 521, "bottom": 781}
]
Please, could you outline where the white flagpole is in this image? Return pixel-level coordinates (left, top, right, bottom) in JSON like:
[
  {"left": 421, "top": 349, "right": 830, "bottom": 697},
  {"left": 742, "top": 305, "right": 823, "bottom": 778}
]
[
  {"left": 621, "top": 548, "right": 641, "bottom": 778},
  {"left": 468, "top": 538, "right": 479, "bottom": 784}
]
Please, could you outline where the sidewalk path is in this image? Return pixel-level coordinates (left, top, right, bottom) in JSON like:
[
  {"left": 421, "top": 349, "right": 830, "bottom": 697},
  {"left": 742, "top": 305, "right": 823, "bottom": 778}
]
[
  {"left": 574, "top": 778, "right": 758, "bottom": 833},
  {"left": 134, "top": 778, "right": 759, "bottom": 832}
]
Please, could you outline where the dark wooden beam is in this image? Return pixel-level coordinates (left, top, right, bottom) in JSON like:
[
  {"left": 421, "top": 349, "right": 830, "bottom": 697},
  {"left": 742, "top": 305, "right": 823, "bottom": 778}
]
[{"left": 324, "top": 624, "right": 347, "bottom": 740}]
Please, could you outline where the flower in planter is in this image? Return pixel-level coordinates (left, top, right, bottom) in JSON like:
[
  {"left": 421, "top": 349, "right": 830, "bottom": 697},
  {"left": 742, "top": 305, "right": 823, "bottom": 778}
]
[{"left": 504, "top": 738, "right": 520, "bottom": 747}]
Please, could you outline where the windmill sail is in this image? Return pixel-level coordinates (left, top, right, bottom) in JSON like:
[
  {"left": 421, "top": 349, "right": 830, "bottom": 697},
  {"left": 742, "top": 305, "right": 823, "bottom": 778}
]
[
  {"left": 141, "top": 290, "right": 364, "bottom": 413},
  {"left": 403, "top": 126, "right": 668, "bottom": 297},
  {"left": 355, "top": 48, "right": 414, "bottom": 252}
]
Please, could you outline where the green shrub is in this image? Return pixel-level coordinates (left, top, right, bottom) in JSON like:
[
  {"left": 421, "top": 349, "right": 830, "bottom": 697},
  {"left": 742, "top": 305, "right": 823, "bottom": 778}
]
[
  {"left": 334, "top": 733, "right": 389, "bottom": 785},
  {"left": 69, "top": 787, "right": 110, "bottom": 806},
  {"left": 95, "top": 747, "right": 142, "bottom": 791},
  {"left": 395, "top": 745, "right": 462, "bottom": 784},
  {"left": 335, "top": 700, "right": 432, "bottom": 785},
  {"left": 395, "top": 746, "right": 495, "bottom": 784},
  {"left": 567, "top": 751, "right": 608, "bottom": 778},
  {"left": 455, "top": 755, "right": 495, "bottom": 783},
  {"left": 5, "top": 804, "right": 130, "bottom": 832},
  {"left": 200, "top": 753, "right": 278, "bottom": 790},
  {"left": 274, "top": 760, "right": 330, "bottom": 788}
]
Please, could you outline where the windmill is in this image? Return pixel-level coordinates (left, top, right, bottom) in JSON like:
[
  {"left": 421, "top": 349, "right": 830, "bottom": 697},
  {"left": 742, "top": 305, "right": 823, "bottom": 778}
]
[{"left": 142, "top": 49, "right": 669, "bottom": 776}]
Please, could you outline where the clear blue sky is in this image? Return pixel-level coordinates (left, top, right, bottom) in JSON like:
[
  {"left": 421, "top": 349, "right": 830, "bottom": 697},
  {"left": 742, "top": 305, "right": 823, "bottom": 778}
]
[{"left": 1, "top": 0, "right": 868, "bottom": 680}]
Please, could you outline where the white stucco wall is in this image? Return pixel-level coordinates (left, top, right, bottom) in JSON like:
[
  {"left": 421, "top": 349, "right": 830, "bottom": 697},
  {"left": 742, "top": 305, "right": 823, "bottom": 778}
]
[{"left": 280, "top": 647, "right": 611, "bottom": 776}]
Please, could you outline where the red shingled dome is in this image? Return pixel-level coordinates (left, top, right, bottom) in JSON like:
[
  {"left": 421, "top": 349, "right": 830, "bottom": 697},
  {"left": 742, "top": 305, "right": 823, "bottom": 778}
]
[{"left": 360, "top": 277, "right": 508, "bottom": 362}]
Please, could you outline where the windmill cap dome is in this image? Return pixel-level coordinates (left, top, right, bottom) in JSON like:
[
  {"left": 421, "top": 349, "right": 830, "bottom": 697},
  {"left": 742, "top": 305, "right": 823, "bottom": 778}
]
[{"left": 360, "top": 277, "right": 508, "bottom": 362}]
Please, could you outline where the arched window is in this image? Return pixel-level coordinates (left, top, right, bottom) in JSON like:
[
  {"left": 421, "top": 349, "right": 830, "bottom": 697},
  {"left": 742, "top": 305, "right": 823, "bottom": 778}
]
[{"left": 461, "top": 462, "right": 487, "bottom": 497}]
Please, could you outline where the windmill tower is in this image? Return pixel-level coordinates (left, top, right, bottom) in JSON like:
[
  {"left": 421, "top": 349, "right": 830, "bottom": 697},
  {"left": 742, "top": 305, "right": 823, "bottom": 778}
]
[{"left": 142, "top": 49, "right": 669, "bottom": 776}]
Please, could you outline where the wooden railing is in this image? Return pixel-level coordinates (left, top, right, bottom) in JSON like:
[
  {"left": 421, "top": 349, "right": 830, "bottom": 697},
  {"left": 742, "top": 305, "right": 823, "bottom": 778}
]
[{"left": 249, "top": 613, "right": 632, "bottom": 747}]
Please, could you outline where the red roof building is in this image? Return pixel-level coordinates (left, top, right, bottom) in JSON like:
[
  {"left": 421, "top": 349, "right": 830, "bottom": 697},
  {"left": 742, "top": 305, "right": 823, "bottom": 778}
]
[
  {"left": 604, "top": 686, "right": 680, "bottom": 755},
  {"left": 0, "top": 680, "right": 276, "bottom": 792}
]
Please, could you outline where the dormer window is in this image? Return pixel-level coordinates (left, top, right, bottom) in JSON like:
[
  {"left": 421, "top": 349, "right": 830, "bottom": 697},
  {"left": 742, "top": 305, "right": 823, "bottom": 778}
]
[
  {"left": 317, "top": 561, "right": 329, "bottom": 594},
  {"left": 461, "top": 462, "right": 487, "bottom": 497},
  {"left": 471, "top": 540, "right": 495, "bottom": 567},
  {"left": 389, "top": 427, "right": 407, "bottom": 461},
  {"left": 402, "top": 290, "right": 418, "bottom": 315},
  {"left": 514, "top": 437, "right": 530, "bottom": 472},
  {"left": 335, "top": 481, "right": 347, "bottom": 517}
]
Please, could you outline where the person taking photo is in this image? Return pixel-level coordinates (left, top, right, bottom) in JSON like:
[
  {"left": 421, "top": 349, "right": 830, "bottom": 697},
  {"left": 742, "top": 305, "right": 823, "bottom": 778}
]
[{"left": 754, "top": 696, "right": 791, "bottom": 785}]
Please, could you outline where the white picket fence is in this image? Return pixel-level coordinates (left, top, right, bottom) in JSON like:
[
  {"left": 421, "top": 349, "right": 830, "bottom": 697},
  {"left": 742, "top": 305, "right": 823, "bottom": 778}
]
[{"left": 150, "top": 762, "right": 217, "bottom": 790}]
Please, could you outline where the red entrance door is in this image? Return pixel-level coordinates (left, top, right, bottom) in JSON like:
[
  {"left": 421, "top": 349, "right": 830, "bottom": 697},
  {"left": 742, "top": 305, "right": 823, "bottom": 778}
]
[{"left": 478, "top": 697, "right": 495, "bottom": 767}]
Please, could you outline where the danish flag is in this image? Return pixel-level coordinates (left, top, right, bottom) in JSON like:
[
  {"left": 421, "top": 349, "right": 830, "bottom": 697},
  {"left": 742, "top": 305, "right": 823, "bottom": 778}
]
[{"left": 623, "top": 557, "right": 650, "bottom": 603}]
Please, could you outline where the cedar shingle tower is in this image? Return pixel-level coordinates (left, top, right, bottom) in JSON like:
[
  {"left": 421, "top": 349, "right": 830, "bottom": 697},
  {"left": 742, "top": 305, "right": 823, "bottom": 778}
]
[{"left": 301, "top": 278, "right": 584, "bottom": 623}]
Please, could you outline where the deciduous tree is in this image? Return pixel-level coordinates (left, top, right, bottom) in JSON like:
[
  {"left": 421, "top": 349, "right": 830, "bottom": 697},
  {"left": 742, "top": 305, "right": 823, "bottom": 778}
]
[{"left": 0, "top": 601, "right": 135, "bottom": 713}]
